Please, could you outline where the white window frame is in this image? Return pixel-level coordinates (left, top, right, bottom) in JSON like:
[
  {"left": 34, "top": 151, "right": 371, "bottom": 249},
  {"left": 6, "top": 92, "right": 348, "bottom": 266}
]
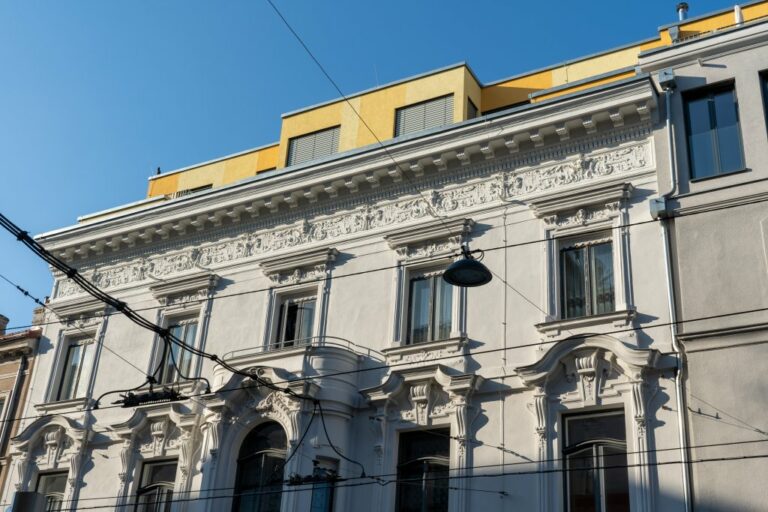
[
  {"left": 385, "top": 219, "right": 474, "bottom": 348},
  {"left": 150, "top": 314, "right": 202, "bottom": 386},
  {"left": 267, "top": 286, "right": 321, "bottom": 350},
  {"left": 47, "top": 331, "right": 98, "bottom": 404},
  {"left": 260, "top": 247, "right": 337, "bottom": 352},
  {"left": 531, "top": 183, "right": 635, "bottom": 337},
  {"left": 396, "top": 262, "right": 464, "bottom": 347},
  {"left": 133, "top": 458, "right": 179, "bottom": 512},
  {"left": 557, "top": 232, "right": 616, "bottom": 319}
]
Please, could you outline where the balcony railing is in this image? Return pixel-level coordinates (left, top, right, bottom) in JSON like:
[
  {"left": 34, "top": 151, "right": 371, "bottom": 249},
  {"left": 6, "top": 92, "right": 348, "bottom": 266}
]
[{"left": 221, "top": 335, "right": 385, "bottom": 362}]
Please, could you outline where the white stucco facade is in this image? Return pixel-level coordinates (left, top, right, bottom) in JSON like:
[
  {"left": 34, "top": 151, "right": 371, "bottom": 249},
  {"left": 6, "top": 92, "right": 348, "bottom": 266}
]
[{"left": 8, "top": 18, "right": 768, "bottom": 512}]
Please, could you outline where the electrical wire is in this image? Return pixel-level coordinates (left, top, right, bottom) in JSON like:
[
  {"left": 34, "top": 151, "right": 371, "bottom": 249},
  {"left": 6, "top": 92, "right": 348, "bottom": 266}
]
[{"left": 8, "top": 450, "right": 768, "bottom": 511}]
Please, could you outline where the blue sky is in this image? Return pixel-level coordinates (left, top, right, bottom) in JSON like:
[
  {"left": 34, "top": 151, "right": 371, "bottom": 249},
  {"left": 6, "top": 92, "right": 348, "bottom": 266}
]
[{"left": 0, "top": 0, "right": 733, "bottom": 329}]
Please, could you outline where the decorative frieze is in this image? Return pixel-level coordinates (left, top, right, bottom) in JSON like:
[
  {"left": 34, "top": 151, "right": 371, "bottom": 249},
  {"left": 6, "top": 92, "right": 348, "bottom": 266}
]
[{"left": 52, "top": 139, "right": 653, "bottom": 299}]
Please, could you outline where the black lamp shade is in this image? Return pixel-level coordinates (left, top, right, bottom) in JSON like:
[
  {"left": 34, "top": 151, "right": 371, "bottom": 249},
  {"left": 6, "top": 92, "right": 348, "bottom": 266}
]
[{"left": 443, "top": 257, "right": 492, "bottom": 287}]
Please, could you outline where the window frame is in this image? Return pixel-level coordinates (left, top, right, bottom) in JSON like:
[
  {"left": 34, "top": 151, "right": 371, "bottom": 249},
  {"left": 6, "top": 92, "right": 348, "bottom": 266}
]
[
  {"left": 54, "top": 334, "right": 96, "bottom": 402},
  {"left": 233, "top": 422, "right": 288, "bottom": 512},
  {"left": 154, "top": 317, "right": 200, "bottom": 386},
  {"left": 683, "top": 80, "right": 746, "bottom": 181},
  {"left": 135, "top": 458, "right": 178, "bottom": 512},
  {"left": 273, "top": 292, "right": 318, "bottom": 350},
  {"left": 266, "top": 284, "right": 322, "bottom": 351},
  {"left": 394, "top": 428, "right": 451, "bottom": 512},
  {"left": 36, "top": 470, "right": 69, "bottom": 512},
  {"left": 405, "top": 268, "right": 455, "bottom": 345},
  {"left": 559, "top": 236, "right": 616, "bottom": 320},
  {"left": 562, "top": 410, "right": 630, "bottom": 512}
]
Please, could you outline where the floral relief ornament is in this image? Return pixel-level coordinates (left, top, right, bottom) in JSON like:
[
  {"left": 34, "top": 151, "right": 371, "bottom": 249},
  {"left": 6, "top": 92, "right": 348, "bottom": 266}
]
[{"left": 53, "top": 140, "right": 651, "bottom": 298}]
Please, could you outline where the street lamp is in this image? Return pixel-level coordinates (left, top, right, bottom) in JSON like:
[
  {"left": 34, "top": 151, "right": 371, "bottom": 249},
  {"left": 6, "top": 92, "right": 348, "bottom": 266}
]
[{"left": 442, "top": 243, "right": 492, "bottom": 287}]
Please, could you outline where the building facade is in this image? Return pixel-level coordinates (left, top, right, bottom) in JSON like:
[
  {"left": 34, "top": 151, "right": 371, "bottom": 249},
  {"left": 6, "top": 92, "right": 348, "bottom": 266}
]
[
  {"left": 4, "top": 3, "right": 768, "bottom": 511},
  {"left": 0, "top": 315, "right": 40, "bottom": 499}
]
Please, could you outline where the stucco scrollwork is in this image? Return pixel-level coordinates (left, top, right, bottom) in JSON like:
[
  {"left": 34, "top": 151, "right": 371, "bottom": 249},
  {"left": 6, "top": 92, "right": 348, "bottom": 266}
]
[{"left": 53, "top": 139, "right": 652, "bottom": 299}]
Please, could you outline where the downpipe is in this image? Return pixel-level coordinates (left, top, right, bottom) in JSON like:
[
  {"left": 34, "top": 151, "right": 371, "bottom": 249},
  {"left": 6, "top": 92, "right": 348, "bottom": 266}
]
[{"left": 651, "top": 80, "right": 693, "bottom": 512}]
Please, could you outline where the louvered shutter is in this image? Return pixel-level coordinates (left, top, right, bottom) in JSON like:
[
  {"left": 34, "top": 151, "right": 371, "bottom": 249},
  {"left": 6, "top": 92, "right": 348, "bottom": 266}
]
[
  {"left": 287, "top": 126, "right": 340, "bottom": 166},
  {"left": 395, "top": 94, "right": 454, "bottom": 137}
]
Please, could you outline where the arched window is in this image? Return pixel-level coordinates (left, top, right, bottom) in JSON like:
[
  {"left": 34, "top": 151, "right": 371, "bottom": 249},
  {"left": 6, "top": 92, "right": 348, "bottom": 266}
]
[
  {"left": 395, "top": 429, "right": 450, "bottom": 512},
  {"left": 233, "top": 422, "right": 287, "bottom": 512}
]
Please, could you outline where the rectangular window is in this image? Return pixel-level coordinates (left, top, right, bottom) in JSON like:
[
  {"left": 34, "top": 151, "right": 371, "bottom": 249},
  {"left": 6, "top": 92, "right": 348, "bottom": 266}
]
[
  {"left": 136, "top": 460, "right": 177, "bottom": 512},
  {"left": 286, "top": 126, "right": 340, "bottom": 166},
  {"left": 467, "top": 98, "right": 478, "bottom": 120},
  {"left": 36, "top": 471, "right": 68, "bottom": 512},
  {"left": 395, "top": 429, "right": 450, "bottom": 512},
  {"left": 564, "top": 412, "right": 630, "bottom": 512},
  {"left": 56, "top": 336, "right": 95, "bottom": 401},
  {"left": 158, "top": 320, "right": 198, "bottom": 385},
  {"left": 274, "top": 295, "right": 316, "bottom": 349},
  {"left": 407, "top": 272, "right": 453, "bottom": 344},
  {"left": 309, "top": 462, "right": 338, "bottom": 512},
  {"left": 560, "top": 240, "right": 614, "bottom": 319},
  {"left": 684, "top": 83, "right": 744, "bottom": 179},
  {"left": 395, "top": 95, "right": 454, "bottom": 137}
]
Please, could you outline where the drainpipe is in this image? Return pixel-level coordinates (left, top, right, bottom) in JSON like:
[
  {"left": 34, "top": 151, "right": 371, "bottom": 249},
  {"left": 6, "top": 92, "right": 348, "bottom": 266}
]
[{"left": 650, "top": 69, "right": 693, "bottom": 512}]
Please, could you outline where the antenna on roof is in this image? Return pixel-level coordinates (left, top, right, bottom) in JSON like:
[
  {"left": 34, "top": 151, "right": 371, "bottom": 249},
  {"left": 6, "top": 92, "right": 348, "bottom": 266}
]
[
  {"left": 677, "top": 2, "right": 689, "bottom": 21},
  {"left": 156, "top": 167, "right": 162, "bottom": 175}
]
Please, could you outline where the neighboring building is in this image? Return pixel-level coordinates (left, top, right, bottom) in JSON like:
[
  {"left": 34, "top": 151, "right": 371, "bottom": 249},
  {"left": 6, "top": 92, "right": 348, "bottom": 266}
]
[
  {"left": 0, "top": 314, "right": 40, "bottom": 498},
  {"left": 3, "top": 2, "right": 768, "bottom": 512},
  {"left": 638, "top": 11, "right": 768, "bottom": 512}
]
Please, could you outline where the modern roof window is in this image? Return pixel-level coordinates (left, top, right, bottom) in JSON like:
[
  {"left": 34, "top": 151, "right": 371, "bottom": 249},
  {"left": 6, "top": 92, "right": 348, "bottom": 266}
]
[
  {"left": 286, "top": 125, "right": 340, "bottom": 166},
  {"left": 394, "top": 94, "right": 454, "bottom": 137}
]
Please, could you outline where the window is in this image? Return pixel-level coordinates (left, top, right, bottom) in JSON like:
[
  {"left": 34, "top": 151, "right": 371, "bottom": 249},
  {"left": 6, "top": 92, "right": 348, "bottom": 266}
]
[
  {"left": 560, "top": 239, "right": 614, "bottom": 319},
  {"left": 564, "top": 412, "right": 630, "bottom": 512},
  {"left": 395, "top": 95, "right": 454, "bottom": 137},
  {"left": 407, "top": 271, "right": 453, "bottom": 344},
  {"left": 157, "top": 320, "right": 198, "bottom": 385},
  {"left": 309, "top": 460, "right": 338, "bottom": 512},
  {"left": 233, "top": 422, "right": 287, "bottom": 512},
  {"left": 684, "top": 83, "right": 744, "bottom": 179},
  {"left": 135, "top": 460, "right": 177, "bottom": 512},
  {"left": 287, "top": 126, "right": 340, "bottom": 166},
  {"left": 274, "top": 294, "right": 316, "bottom": 349},
  {"left": 395, "top": 429, "right": 450, "bottom": 512},
  {"left": 36, "top": 471, "right": 67, "bottom": 512},
  {"left": 467, "top": 98, "right": 478, "bottom": 120},
  {"left": 56, "top": 336, "right": 95, "bottom": 401}
]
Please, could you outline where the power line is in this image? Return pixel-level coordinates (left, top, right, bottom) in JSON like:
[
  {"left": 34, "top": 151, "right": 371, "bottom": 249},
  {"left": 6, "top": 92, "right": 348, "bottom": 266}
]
[
  {"left": 10, "top": 450, "right": 768, "bottom": 510},
  {"left": 2, "top": 266, "right": 768, "bottom": 430}
]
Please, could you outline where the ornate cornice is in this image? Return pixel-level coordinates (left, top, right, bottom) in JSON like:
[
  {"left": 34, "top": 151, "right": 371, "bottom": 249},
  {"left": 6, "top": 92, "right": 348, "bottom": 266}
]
[
  {"left": 38, "top": 78, "right": 656, "bottom": 260},
  {"left": 50, "top": 134, "right": 654, "bottom": 300}
]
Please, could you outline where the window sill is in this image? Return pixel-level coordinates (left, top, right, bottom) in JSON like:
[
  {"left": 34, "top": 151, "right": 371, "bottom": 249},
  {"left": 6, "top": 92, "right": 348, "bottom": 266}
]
[
  {"left": 383, "top": 337, "right": 467, "bottom": 365},
  {"left": 535, "top": 309, "right": 636, "bottom": 337},
  {"left": 34, "top": 397, "right": 91, "bottom": 414},
  {"left": 689, "top": 167, "right": 751, "bottom": 183}
]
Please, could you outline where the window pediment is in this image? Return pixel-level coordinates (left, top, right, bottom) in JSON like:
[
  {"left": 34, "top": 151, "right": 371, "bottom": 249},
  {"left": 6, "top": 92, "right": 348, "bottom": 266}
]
[
  {"left": 528, "top": 182, "right": 634, "bottom": 219},
  {"left": 260, "top": 246, "right": 338, "bottom": 285},
  {"left": 149, "top": 271, "right": 219, "bottom": 305},
  {"left": 385, "top": 218, "right": 473, "bottom": 262}
]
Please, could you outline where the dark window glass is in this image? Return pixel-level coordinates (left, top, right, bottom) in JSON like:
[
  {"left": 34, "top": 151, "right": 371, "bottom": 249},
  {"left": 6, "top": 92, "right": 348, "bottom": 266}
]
[
  {"left": 561, "top": 241, "right": 614, "bottom": 319},
  {"left": 684, "top": 84, "right": 744, "bottom": 179},
  {"left": 407, "top": 273, "right": 453, "bottom": 344},
  {"left": 135, "top": 460, "right": 177, "bottom": 512},
  {"left": 274, "top": 296, "right": 316, "bottom": 349},
  {"left": 564, "top": 412, "right": 630, "bottom": 512},
  {"left": 233, "top": 422, "right": 287, "bottom": 512},
  {"left": 467, "top": 98, "right": 479, "bottom": 119},
  {"left": 57, "top": 337, "right": 94, "bottom": 401},
  {"left": 395, "top": 429, "right": 450, "bottom": 512},
  {"left": 36, "top": 472, "right": 68, "bottom": 512},
  {"left": 158, "top": 321, "right": 197, "bottom": 385}
]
